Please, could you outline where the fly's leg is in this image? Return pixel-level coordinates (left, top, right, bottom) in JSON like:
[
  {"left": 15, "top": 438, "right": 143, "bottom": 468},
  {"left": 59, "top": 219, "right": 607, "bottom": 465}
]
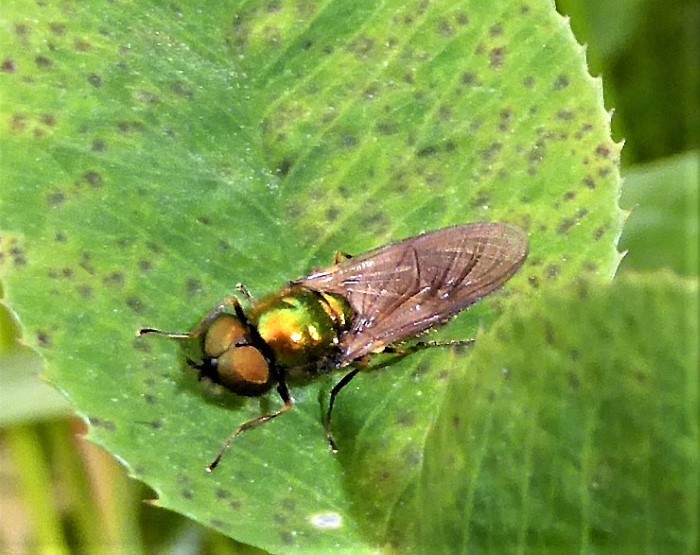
[
  {"left": 325, "top": 339, "right": 476, "bottom": 452},
  {"left": 324, "top": 366, "right": 362, "bottom": 452},
  {"left": 138, "top": 296, "right": 247, "bottom": 340},
  {"left": 207, "top": 375, "right": 295, "bottom": 472},
  {"left": 383, "top": 338, "right": 476, "bottom": 357}
]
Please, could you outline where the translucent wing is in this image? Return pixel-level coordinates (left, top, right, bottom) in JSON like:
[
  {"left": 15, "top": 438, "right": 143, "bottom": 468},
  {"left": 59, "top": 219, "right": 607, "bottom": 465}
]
[{"left": 295, "top": 223, "right": 529, "bottom": 363}]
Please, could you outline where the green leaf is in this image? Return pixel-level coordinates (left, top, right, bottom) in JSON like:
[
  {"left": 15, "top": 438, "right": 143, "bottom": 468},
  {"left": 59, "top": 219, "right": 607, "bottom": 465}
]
[
  {"left": 0, "top": 301, "right": 71, "bottom": 425},
  {"left": 0, "top": 0, "right": 621, "bottom": 551},
  {"left": 421, "top": 272, "right": 698, "bottom": 552},
  {"left": 619, "top": 151, "right": 699, "bottom": 277},
  {"left": 558, "top": 0, "right": 698, "bottom": 164},
  {"left": 556, "top": 0, "right": 647, "bottom": 67}
]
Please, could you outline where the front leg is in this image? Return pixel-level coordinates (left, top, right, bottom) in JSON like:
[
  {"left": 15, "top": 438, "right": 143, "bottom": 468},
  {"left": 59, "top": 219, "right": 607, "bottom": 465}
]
[{"left": 207, "top": 372, "right": 295, "bottom": 472}]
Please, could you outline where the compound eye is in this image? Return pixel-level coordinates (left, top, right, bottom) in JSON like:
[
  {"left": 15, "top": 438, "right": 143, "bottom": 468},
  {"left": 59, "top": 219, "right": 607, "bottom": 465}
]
[
  {"left": 216, "top": 345, "right": 272, "bottom": 396},
  {"left": 203, "top": 315, "right": 247, "bottom": 358}
]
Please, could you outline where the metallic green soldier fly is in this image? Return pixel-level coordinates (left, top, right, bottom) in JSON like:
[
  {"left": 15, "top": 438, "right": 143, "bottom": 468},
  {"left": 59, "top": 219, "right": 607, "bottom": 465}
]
[{"left": 139, "top": 222, "right": 528, "bottom": 471}]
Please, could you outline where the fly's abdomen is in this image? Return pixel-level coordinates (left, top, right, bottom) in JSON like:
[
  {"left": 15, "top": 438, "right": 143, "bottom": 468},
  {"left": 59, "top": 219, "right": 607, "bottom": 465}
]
[{"left": 251, "top": 286, "right": 351, "bottom": 369}]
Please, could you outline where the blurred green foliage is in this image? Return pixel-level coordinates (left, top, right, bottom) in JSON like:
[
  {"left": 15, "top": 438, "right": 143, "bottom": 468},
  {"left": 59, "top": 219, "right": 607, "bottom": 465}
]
[
  {"left": 619, "top": 152, "right": 699, "bottom": 277},
  {"left": 558, "top": 0, "right": 699, "bottom": 164}
]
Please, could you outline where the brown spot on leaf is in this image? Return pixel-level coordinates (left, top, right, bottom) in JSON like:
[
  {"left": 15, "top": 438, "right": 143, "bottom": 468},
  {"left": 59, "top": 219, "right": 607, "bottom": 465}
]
[
  {"left": 49, "top": 22, "right": 66, "bottom": 36},
  {"left": 376, "top": 120, "right": 398, "bottom": 135},
  {"left": 489, "top": 23, "right": 503, "bottom": 36},
  {"left": 276, "top": 158, "right": 292, "bottom": 176},
  {"left": 214, "top": 488, "right": 230, "bottom": 501},
  {"left": 83, "top": 171, "right": 103, "bottom": 188},
  {"left": 14, "top": 24, "right": 30, "bottom": 37},
  {"left": 395, "top": 410, "right": 416, "bottom": 428},
  {"left": 40, "top": 114, "right": 56, "bottom": 126},
  {"left": 35, "top": 56, "right": 53, "bottom": 69},
  {"left": 77, "top": 284, "right": 93, "bottom": 299},
  {"left": 186, "top": 278, "right": 202, "bottom": 298},
  {"left": 595, "top": 144, "right": 611, "bottom": 158},
  {"left": 170, "top": 80, "right": 194, "bottom": 99},
  {"left": 79, "top": 253, "right": 96, "bottom": 275},
  {"left": 489, "top": 47, "right": 505, "bottom": 68},
  {"left": 87, "top": 73, "right": 102, "bottom": 87},
  {"left": 498, "top": 109, "right": 513, "bottom": 132},
  {"left": 438, "top": 18, "right": 454, "bottom": 37},
  {"left": 209, "top": 518, "right": 226, "bottom": 529},
  {"left": 126, "top": 296, "right": 145, "bottom": 313},
  {"left": 359, "top": 210, "right": 389, "bottom": 232},
  {"left": 135, "top": 90, "right": 160, "bottom": 105},
  {"left": 89, "top": 417, "right": 116, "bottom": 431},
  {"left": 350, "top": 35, "right": 374, "bottom": 59},
  {"left": 554, "top": 75, "right": 570, "bottom": 90},
  {"left": 47, "top": 191, "right": 66, "bottom": 208},
  {"left": 461, "top": 72, "right": 477, "bottom": 86},
  {"left": 103, "top": 272, "right": 125, "bottom": 289},
  {"left": 470, "top": 193, "right": 490, "bottom": 209},
  {"left": 557, "top": 110, "right": 574, "bottom": 121},
  {"left": 528, "top": 140, "right": 546, "bottom": 163},
  {"left": 417, "top": 145, "right": 438, "bottom": 157},
  {"left": 10, "top": 114, "right": 28, "bottom": 132},
  {"left": 37, "top": 331, "right": 52, "bottom": 347},
  {"left": 544, "top": 322, "right": 556, "bottom": 344},
  {"left": 340, "top": 134, "right": 358, "bottom": 148},
  {"left": 582, "top": 176, "right": 596, "bottom": 189},
  {"left": 146, "top": 241, "right": 163, "bottom": 255},
  {"left": 92, "top": 139, "right": 107, "bottom": 152},
  {"left": 117, "top": 120, "right": 146, "bottom": 134},
  {"left": 280, "top": 531, "right": 296, "bottom": 545},
  {"left": 325, "top": 205, "right": 340, "bottom": 221},
  {"left": 1, "top": 58, "right": 17, "bottom": 72},
  {"left": 363, "top": 82, "right": 379, "bottom": 100},
  {"left": 557, "top": 218, "right": 575, "bottom": 235},
  {"left": 481, "top": 141, "right": 502, "bottom": 161},
  {"left": 74, "top": 39, "right": 91, "bottom": 52}
]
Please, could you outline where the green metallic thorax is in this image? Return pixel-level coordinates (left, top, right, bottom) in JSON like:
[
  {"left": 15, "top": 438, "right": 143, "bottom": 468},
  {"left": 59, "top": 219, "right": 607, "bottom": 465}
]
[{"left": 249, "top": 285, "right": 353, "bottom": 369}]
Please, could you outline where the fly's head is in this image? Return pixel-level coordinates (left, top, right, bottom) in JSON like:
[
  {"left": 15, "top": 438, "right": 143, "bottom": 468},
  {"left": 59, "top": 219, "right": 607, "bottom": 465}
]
[{"left": 195, "top": 313, "right": 275, "bottom": 397}]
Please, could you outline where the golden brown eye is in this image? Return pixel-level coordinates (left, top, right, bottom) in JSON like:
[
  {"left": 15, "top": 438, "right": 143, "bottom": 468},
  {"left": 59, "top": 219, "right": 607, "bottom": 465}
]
[
  {"left": 203, "top": 315, "right": 247, "bottom": 358},
  {"left": 216, "top": 346, "right": 272, "bottom": 396}
]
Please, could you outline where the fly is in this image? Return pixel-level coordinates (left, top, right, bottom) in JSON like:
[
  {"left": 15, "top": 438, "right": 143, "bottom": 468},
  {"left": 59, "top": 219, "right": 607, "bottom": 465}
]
[{"left": 139, "top": 222, "right": 528, "bottom": 471}]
